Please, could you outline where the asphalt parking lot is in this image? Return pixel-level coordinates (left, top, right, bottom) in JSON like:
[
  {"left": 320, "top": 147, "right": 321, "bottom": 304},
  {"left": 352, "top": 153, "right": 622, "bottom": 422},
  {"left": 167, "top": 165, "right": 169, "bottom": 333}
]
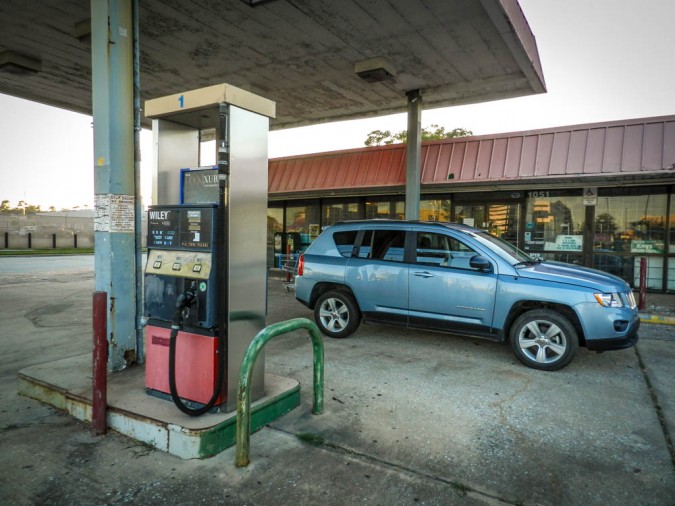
[{"left": 0, "top": 264, "right": 673, "bottom": 505}]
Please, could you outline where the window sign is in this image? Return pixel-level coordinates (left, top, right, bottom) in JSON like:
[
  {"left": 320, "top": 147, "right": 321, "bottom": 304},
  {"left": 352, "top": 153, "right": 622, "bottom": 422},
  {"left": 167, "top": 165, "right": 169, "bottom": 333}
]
[
  {"left": 630, "top": 240, "right": 664, "bottom": 254},
  {"left": 182, "top": 167, "right": 219, "bottom": 204},
  {"left": 545, "top": 235, "right": 583, "bottom": 251}
]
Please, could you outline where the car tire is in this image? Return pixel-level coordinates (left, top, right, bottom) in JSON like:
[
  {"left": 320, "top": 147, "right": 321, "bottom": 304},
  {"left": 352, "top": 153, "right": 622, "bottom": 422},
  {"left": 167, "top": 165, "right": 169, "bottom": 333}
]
[
  {"left": 314, "top": 290, "right": 361, "bottom": 338},
  {"left": 509, "top": 309, "right": 578, "bottom": 371}
]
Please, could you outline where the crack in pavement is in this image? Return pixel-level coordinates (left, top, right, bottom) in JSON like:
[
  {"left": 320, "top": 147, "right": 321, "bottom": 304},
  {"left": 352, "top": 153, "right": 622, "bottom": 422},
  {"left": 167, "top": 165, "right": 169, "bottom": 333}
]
[{"left": 634, "top": 345, "right": 675, "bottom": 470}]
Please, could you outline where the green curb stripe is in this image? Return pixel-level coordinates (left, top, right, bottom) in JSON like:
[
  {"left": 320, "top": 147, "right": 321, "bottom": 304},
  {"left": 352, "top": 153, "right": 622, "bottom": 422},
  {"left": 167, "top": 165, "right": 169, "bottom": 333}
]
[{"left": 198, "top": 385, "right": 301, "bottom": 458}]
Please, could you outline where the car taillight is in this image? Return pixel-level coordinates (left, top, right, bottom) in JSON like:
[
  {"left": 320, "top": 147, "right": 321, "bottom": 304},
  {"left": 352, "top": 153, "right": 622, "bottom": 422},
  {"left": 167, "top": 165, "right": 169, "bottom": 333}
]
[{"left": 297, "top": 254, "right": 304, "bottom": 276}]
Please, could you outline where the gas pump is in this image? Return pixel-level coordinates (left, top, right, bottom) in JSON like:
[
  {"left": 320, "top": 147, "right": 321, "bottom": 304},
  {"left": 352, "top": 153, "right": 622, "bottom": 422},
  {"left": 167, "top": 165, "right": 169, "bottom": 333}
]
[
  {"left": 143, "top": 84, "right": 275, "bottom": 416},
  {"left": 144, "top": 204, "right": 224, "bottom": 415}
]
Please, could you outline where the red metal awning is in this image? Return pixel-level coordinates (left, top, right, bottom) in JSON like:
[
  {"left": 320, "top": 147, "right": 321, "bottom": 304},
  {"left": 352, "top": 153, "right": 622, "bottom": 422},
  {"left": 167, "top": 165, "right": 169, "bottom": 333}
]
[{"left": 269, "top": 115, "right": 675, "bottom": 197}]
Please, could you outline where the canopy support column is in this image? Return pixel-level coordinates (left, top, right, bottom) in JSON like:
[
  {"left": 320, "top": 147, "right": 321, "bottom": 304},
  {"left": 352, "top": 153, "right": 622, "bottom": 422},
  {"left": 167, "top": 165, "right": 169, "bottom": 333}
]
[
  {"left": 405, "top": 89, "right": 422, "bottom": 220},
  {"left": 91, "top": 0, "right": 137, "bottom": 371}
]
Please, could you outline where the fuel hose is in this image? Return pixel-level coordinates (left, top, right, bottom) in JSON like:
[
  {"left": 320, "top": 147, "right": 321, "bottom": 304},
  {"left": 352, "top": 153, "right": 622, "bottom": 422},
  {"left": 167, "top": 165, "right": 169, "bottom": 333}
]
[{"left": 168, "top": 285, "right": 225, "bottom": 417}]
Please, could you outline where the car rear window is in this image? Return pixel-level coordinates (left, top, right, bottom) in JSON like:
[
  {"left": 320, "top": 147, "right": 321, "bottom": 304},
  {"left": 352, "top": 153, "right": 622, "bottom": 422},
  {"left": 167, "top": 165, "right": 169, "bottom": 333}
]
[
  {"left": 357, "top": 229, "right": 406, "bottom": 262},
  {"left": 333, "top": 230, "right": 357, "bottom": 257}
]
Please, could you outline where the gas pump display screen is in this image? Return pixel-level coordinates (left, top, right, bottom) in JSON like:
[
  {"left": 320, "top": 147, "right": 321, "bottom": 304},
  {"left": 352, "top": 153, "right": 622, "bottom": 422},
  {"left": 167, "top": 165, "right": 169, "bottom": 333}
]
[
  {"left": 147, "top": 206, "right": 215, "bottom": 251},
  {"left": 179, "top": 209, "right": 213, "bottom": 250}
]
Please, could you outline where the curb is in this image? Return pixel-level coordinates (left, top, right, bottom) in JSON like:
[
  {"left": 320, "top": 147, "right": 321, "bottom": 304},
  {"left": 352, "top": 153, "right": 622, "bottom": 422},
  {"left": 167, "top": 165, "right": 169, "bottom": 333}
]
[
  {"left": 639, "top": 313, "right": 675, "bottom": 325},
  {"left": 17, "top": 355, "right": 301, "bottom": 460}
]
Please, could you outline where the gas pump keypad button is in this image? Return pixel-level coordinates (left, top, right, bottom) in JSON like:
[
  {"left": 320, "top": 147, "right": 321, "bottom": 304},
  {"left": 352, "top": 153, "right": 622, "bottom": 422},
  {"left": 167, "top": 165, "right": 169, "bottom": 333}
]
[
  {"left": 192, "top": 264, "right": 202, "bottom": 273},
  {"left": 153, "top": 260, "right": 162, "bottom": 269},
  {"left": 172, "top": 262, "right": 181, "bottom": 271}
]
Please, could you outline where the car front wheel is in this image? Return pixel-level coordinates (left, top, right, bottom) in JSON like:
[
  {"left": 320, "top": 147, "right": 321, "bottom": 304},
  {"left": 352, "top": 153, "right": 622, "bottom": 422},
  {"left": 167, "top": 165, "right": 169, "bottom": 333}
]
[
  {"left": 509, "top": 309, "right": 578, "bottom": 371},
  {"left": 314, "top": 290, "right": 360, "bottom": 338}
]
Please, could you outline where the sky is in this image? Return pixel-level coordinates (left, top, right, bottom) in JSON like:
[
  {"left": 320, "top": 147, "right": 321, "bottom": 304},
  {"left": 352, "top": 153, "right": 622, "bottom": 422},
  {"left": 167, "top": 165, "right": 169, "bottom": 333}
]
[{"left": 1, "top": 0, "right": 674, "bottom": 211}]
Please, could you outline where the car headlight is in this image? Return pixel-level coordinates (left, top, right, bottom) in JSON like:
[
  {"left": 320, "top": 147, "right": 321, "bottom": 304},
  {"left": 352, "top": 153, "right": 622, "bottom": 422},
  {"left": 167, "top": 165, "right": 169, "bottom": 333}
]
[
  {"left": 594, "top": 292, "right": 624, "bottom": 308},
  {"left": 626, "top": 290, "right": 637, "bottom": 309}
]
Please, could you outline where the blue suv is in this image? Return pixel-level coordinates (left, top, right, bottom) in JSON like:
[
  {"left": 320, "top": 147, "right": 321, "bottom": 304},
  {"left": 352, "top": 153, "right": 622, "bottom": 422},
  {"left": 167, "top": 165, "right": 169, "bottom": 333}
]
[{"left": 294, "top": 220, "right": 639, "bottom": 371}]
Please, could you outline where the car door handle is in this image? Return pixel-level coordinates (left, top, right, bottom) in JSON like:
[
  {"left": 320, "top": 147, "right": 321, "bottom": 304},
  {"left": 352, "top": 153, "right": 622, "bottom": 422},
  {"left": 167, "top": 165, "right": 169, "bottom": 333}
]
[{"left": 413, "top": 271, "right": 434, "bottom": 278}]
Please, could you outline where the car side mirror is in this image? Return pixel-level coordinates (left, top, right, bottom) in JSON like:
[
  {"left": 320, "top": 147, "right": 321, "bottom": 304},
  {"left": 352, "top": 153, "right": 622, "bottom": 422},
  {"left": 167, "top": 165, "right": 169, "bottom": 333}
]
[{"left": 470, "top": 255, "right": 492, "bottom": 272}]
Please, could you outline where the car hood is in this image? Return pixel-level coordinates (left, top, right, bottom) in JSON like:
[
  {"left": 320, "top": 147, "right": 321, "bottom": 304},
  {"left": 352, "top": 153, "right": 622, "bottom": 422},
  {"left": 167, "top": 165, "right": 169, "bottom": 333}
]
[{"left": 513, "top": 260, "right": 630, "bottom": 292}]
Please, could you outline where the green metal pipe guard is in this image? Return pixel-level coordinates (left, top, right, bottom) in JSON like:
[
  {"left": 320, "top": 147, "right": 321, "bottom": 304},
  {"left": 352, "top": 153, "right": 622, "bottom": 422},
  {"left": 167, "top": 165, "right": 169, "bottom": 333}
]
[{"left": 236, "top": 317, "right": 324, "bottom": 467}]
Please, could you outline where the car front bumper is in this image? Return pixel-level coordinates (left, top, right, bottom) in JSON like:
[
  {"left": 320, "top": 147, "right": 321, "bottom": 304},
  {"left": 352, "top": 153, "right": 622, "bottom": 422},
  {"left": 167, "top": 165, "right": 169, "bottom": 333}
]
[{"left": 585, "top": 318, "right": 640, "bottom": 351}]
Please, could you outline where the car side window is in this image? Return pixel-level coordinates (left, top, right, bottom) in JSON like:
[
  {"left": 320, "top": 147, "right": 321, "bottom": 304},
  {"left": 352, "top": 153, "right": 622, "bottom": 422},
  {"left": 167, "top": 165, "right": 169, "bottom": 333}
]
[
  {"left": 357, "top": 229, "right": 405, "bottom": 262},
  {"left": 416, "top": 232, "right": 479, "bottom": 269},
  {"left": 333, "top": 230, "right": 358, "bottom": 258},
  {"left": 416, "top": 232, "right": 451, "bottom": 266}
]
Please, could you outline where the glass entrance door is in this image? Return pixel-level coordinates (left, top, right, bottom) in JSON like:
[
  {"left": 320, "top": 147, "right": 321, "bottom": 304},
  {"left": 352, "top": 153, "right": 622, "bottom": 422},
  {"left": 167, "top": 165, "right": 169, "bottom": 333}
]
[{"left": 453, "top": 203, "right": 521, "bottom": 248}]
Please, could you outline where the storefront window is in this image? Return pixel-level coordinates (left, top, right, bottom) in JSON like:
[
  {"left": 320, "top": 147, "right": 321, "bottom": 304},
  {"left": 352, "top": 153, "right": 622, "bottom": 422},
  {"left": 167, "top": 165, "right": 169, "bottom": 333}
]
[
  {"left": 365, "top": 198, "right": 404, "bottom": 220},
  {"left": 322, "top": 200, "right": 363, "bottom": 229},
  {"left": 454, "top": 204, "right": 485, "bottom": 228},
  {"left": 267, "top": 206, "right": 283, "bottom": 268},
  {"left": 635, "top": 257, "right": 665, "bottom": 290},
  {"left": 669, "top": 193, "right": 675, "bottom": 254},
  {"left": 595, "top": 193, "right": 666, "bottom": 255},
  {"left": 454, "top": 202, "right": 520, "bottom": 247},
  {"left": 524, "top": 192, "right": 585, "bottom": 255},
  {"left": 669, "top": 193, "right": 675, "bottom": 292},
  {"left": 420, "top": 197, "right": 451, "bottom": 222},
  {"left": 285, "top": 202, "right": 320, "bottom": 250},
  {"left": 592, "top": 192, "right": 666, "bottom": 286}
]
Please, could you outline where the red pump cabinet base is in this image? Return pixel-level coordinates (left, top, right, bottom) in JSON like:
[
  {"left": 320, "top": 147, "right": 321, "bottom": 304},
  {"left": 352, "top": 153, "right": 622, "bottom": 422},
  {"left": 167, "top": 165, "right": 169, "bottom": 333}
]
[{"left": 145, "top": 324, "right": 225, "bottom": 409}]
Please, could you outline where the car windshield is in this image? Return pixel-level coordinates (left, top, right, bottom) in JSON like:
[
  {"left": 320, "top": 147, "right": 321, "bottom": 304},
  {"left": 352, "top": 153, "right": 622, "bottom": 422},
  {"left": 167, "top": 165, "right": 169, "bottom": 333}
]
[{"left": 469, "top": 230, "right": 534, "bottom": 265}]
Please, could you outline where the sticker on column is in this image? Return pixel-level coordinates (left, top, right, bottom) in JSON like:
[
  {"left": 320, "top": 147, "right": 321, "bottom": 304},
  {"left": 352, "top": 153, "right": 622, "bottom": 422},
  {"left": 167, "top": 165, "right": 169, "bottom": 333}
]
[{"left": 95, "top": 194, "right": 135, "bottom": 233}]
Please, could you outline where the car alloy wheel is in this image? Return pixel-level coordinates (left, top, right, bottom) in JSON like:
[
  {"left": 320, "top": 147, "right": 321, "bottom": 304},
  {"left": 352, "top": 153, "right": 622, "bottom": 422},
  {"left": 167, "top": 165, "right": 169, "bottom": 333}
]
[
  {"left": 314, "top": 290, "right": 360, "bottom": 338},
  {"left": 510, "top": 309, "right": 578, "bottom": 371}
]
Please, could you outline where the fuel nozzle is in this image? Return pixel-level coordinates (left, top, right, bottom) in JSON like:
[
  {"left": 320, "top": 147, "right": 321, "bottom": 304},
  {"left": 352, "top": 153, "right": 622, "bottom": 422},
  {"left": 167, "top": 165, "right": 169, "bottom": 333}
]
[
  {"left": 172, "top": 281, "right": 197, "bottom": 326},
  {"left": 176, "top": 283, "right": 197, "bottom": 310}
]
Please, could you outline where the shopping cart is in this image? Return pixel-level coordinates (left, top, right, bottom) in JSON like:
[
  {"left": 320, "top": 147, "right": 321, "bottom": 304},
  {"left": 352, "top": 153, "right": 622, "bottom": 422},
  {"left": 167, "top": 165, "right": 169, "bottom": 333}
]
[{"left": 279, "top": 253, "right": 298, "bottom": 292}]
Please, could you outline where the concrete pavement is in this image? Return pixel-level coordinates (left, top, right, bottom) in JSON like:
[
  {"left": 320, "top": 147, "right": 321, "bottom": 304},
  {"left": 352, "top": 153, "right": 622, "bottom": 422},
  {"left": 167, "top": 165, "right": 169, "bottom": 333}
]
[{"left": 0, "top": 267, "right": 673, "bottom": 505}]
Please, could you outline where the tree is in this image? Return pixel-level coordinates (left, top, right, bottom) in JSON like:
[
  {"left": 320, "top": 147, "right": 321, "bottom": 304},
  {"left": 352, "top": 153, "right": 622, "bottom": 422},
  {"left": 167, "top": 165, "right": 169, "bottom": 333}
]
[
  {"left": 595, "top": 213, "right": 617, "bottom": 233},
  {"left": 365, "top": 124, "right": 472, "bottom": 146},
  {"left": 0, "top": 200, "right": 44, "bottom": 214},
  {"left": 630, "top": 216, "right": 665, "bottom": 239}
]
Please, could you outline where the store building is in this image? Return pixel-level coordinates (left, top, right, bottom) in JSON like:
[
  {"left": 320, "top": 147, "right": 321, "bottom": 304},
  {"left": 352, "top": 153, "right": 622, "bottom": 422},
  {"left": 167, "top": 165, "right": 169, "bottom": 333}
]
[{"left": 268, "top": 115, "right": 675, "bottom": 293}]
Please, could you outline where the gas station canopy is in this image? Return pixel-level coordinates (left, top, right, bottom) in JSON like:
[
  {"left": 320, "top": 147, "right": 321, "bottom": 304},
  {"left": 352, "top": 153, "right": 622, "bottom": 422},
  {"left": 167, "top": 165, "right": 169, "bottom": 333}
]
[{"left": 0, "top": 0, "right": 544, "bottom": 129}]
